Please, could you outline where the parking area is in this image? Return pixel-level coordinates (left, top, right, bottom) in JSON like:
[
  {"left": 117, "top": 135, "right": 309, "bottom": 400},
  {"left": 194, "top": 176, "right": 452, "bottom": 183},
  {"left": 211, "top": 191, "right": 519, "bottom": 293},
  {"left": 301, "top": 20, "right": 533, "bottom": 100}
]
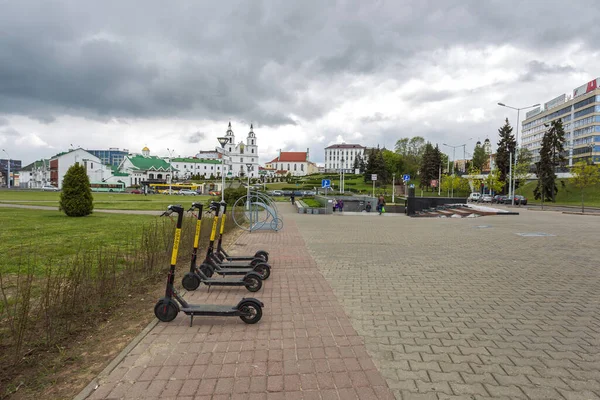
[{"left": 294, "top": 208, "right": 600, "bottom": 399}]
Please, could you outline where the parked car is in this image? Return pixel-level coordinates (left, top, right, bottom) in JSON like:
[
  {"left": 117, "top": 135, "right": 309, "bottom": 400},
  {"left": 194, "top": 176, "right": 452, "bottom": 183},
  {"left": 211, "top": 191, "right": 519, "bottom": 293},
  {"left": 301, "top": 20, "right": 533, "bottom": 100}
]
[
  {"left": 503, "top": 195, "right": 528, "bottom": 205},
  {"left": 271, "top": 190, "right": 283, "bottom": 196},
  {"left": 179, "top": 189, "right": 198, "bottom": 196},
  {"left": 481, "top": 194, "right": 493, "bottom": 203},
  {"left": 492, "top": 195, "right": 506, "bottom": 203},
  {"left": 41, "top": 185, "right": 59, "bottom": 191},
  {"left": 468, "top": 193, "right": 481, "bottom": 202},
  {"left": 129, "top": 189, "right": 142, "bottom": 194},
  {"left": 208, "top": 190, "right": 221, "bottom": 196}
]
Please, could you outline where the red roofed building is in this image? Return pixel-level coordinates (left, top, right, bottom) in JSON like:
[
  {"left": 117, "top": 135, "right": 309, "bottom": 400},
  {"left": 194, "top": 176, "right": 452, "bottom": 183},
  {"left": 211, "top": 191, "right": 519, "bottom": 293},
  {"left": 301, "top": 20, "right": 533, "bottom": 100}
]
[{"left": 267, "top": 149, "right": 319, "bottom": 176}]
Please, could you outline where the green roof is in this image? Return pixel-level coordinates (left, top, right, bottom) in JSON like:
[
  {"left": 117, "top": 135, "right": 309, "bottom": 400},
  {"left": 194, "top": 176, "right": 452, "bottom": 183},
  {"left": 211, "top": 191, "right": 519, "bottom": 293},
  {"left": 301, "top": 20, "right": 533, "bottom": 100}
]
[
  {"left": 110, "top": 165, "right": 129, "bottom": 177},
  {"left": 127, "top": 155, "right": 175, "bottom": 171},
  {"left": 172, "top": 157, "right": 222, "bottom": 164},
  {"left": 20, "top": 159, "right": 49, "bottom": 171}
]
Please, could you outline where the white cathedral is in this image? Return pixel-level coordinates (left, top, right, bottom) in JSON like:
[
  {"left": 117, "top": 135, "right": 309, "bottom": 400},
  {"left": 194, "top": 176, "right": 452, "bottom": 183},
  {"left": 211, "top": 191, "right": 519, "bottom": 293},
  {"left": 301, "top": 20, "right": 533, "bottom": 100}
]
[{"left": 214, "top": 122, "right": 260, "bottom": 178}]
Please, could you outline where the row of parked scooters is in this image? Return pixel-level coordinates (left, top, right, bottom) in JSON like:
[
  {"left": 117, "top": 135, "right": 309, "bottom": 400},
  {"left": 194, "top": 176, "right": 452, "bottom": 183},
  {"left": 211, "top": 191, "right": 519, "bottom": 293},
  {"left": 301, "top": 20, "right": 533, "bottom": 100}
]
[{"left": 154, "top": 201, "right": 269, "bottom": 326}]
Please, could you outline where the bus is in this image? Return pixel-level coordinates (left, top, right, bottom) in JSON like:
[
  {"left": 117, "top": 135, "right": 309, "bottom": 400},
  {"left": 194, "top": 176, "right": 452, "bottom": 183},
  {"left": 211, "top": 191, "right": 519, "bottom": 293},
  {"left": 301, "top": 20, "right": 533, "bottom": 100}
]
[
  {"left": 149, "top": 183, "right": 203, "bottom": 194},
  {"left": 90, "top": 181, "right": 126, "bottom": 192}
]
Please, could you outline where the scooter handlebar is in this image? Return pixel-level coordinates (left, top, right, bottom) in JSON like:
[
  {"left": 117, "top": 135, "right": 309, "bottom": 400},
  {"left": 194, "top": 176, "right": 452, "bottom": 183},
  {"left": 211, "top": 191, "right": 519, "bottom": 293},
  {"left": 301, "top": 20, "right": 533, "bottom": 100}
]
[
  {"left": 162, "top": 204, "right": 184, "bottom": 216},
  {"left": 187, "top": 202, "right": 203, "bottom": 212}
]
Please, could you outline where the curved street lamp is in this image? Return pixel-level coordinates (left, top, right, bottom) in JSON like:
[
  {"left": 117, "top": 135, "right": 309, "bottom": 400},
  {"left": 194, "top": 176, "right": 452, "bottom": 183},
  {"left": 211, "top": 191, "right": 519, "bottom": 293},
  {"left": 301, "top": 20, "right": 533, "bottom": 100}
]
[
  {"left": 217, "top": 137, "right": 229, "bottom": 202},
  {"left": 497, "top": 102, "right": 540, "bottom": 204}
]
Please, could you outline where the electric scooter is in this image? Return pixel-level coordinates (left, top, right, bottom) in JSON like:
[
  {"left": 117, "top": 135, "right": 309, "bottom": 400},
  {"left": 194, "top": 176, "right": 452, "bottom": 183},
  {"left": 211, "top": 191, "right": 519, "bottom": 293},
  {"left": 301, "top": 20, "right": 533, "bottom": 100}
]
[
  {"left": 181, "top": 203, "right": 263, "bottom": 292},
  {"left": 153, "top": 204, "right": 264, "bottom": 326},
  {"left": 201, "top": 202, "right": 271, "bottom": 280},
  {"left": 214, "top": 201, "right": 269, "bottom": 263}
]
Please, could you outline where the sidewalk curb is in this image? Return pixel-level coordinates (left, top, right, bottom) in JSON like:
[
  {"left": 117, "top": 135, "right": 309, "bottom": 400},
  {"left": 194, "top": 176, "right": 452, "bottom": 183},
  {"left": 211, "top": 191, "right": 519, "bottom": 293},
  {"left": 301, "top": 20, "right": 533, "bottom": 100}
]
[{"left": 73, "top": 318, "right": 159, "bottom": 400}]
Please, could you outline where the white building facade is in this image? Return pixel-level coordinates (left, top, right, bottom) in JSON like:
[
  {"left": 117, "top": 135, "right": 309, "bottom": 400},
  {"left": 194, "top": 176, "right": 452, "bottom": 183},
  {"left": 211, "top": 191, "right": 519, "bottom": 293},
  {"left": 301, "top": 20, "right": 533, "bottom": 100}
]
[
  {"left": 217, "top": 123, "right": 259, "bottom": 178},
  {"left": 49, "top": 149, "right": 114, "bottom": 189},
  {"left": 170, "top": 158, "right": 223, "bottom": 179},
  {"left": 19, "top": 159, "right": 51, "bottom": 188},
  {"left": 324, "top": 144, "right": 366, "bottom": 173}
]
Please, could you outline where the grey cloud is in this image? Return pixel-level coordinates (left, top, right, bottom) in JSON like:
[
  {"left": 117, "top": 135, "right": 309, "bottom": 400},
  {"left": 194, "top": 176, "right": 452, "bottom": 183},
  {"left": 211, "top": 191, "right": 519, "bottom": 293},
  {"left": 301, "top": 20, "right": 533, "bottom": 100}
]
[
  {"left": 186, "top": 131, "right": 207, "bottom": 143},
  {"left": 0, "top": 117, "right": 9, "bottom": 126},
  {"left": 0, "top": 127, "right": 21, "bottom": 137},
  {"left": 1, "top": 0, "right": 599, "bottom": 128},
  {"left": 520, "top": 61, "right": 577, "bottom": 83}
]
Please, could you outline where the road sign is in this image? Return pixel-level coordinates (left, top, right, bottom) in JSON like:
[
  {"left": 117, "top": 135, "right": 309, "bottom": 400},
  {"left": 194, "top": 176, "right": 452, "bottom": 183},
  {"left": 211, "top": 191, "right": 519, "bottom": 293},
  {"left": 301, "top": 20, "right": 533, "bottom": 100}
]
[
  {"left": 321, "top": 179, "right": 331, "bottom": 188},
  {"left": 409, "top": 183, "right": 415, "bottom": 188},
  {"left": 403, "top": 174, "right": 410, "bottom": 182},
  {"left": 371, "top": 174, "right": 377, "bottom": 181}
]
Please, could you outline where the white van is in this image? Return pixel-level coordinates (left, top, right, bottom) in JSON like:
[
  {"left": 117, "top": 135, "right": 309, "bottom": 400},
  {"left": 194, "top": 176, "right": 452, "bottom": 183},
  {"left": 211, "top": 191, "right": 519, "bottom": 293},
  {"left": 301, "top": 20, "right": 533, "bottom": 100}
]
[{"left": 468, "top": 192, "right": 481, "bottom": 202}]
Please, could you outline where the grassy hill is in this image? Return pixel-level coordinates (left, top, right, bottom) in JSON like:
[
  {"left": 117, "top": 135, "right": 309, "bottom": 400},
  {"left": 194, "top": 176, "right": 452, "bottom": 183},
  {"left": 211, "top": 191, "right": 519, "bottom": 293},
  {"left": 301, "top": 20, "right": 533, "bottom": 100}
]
[{"left": 517, "top": 179, "right": 600, "bottom": 208}]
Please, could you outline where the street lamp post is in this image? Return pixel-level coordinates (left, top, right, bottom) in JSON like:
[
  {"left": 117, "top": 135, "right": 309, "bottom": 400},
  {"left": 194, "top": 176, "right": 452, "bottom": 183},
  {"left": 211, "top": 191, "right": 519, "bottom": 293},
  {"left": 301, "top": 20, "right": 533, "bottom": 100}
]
[
  {"left": 166, "top": 148, "right": 175, "bottom": 195},
  {"left": 245, "top": 163, "right": 252, "bottom": 208},
  {"left": 497, "top": 102, "right": 540, "bottom": 205},
  {"left": 340, "top": 157, "right": 345, "bottom": 194},
  {"left": 443, "top": 143, "right": 469, "bottom": 198},
  {"left": 392, "top": 173, "right": 396, "bottom": 203},
  {"left": 217, "top": 137, "right": 229, "bottom": 203},
  {"left": 2, "top": 149, "right": 10, "bottom": 188}
]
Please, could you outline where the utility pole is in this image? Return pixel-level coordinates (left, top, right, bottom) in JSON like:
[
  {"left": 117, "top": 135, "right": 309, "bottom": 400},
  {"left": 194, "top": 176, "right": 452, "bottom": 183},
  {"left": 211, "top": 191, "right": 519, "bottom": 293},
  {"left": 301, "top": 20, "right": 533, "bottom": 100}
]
[
  {"left": 392, "top": 173, "right": 395, "bottom": 203},
  {"left": 2, "top": 149, "right": 10, "bottom": 188}
]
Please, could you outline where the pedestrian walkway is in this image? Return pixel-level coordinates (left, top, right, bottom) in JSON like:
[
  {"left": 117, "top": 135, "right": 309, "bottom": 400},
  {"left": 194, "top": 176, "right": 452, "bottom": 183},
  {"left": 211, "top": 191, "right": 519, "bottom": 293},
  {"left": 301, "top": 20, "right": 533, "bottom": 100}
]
[{"left": 83, "top": 203, "right": 394, "bottom": 400}]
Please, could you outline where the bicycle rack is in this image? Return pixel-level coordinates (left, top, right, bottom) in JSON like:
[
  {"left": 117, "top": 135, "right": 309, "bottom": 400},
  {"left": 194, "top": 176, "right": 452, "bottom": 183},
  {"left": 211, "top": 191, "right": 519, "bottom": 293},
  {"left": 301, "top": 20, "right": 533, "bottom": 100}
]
[{"left": 232, "top": 191, "right": 283, "bottom": 232}]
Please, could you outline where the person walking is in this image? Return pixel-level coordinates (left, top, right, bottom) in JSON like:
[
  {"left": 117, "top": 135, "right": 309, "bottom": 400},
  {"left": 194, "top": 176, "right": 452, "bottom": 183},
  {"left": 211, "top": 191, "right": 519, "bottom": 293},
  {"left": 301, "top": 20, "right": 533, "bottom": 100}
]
[
  {"left": 377, "top": 195, "right": 386, "bottom": 215},
  {"left": 338, "top": 199, "right": 344, "bottom": 213},
  {"left": 290, "top": 192, "right": 295, "bottom": 205}
]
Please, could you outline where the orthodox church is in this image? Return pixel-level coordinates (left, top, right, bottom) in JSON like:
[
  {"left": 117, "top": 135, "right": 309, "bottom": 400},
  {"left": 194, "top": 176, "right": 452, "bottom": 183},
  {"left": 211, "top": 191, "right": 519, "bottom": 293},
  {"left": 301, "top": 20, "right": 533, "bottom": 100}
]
[{"left": 217, "top": 122, "right": 259, "bottom": 178}]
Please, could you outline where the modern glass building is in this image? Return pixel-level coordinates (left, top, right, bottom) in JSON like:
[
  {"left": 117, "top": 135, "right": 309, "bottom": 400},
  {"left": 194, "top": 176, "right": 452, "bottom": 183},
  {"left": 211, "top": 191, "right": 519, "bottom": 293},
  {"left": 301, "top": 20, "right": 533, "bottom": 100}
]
[
  {"left": 521, "top": 77, "right": 600, "bottom": 166},
  {"left": 86, "top": 148, "right": 129, "bottom": 167}
]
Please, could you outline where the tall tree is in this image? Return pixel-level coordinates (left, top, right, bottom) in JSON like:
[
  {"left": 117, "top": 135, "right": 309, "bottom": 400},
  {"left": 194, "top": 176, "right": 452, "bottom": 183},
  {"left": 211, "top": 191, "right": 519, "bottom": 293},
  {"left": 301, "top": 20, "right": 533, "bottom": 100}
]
[
  {"left": 571, "top": 162, "right": 600, "bottom": 214},
  {"left": 395, "top": 138, "right": 409, "bottom": 156},
  {"left": 496, "top": 118, "right": 516, "bottom": 194},
  {"left": 363, "top": 148, "right": 376, "bottom": 183},
  {"left": 382, "top": 150, "right": 404, "bottom": 181},
  {"left": 472, "top": 143, "right": 487, "bottom": 171},
  {"left": 533, "top": 121, "right": 565, "bottom": 203},
  {"left": 419, "top": 142, "right": 436, "bottom": 190}
]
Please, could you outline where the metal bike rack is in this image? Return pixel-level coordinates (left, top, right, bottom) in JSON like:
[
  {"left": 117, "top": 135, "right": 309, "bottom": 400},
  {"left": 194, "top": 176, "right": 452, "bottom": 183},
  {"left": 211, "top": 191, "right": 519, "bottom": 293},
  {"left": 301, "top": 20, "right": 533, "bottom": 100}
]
[{"left": 232, "top": 191, "right": 283, "bottom": 232}]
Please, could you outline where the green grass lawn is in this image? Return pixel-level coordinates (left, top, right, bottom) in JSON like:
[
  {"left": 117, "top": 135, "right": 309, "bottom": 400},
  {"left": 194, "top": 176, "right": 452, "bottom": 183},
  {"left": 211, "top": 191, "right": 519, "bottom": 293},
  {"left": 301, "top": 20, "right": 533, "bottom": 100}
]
[
  {"left": 265, "top": 173, "right": 409, "bottom": 194},
  {"left": 0, "top": 208, "right": 158, "bottom": 274},
  {"left": 517, "top": 179, "right": 600, "bottom": 208},
  {"left": 0, "top": 190, "right": 211, "bottom": 210}
]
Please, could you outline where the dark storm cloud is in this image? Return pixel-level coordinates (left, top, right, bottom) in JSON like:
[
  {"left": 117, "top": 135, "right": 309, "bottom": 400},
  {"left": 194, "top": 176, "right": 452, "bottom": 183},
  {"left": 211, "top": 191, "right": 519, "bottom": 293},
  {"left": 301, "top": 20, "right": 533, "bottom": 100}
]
[
  {"left": 519, "top": 61, "right": 577, "bottom": 83},
  {"left": 186, "top": 131, "right": 206, "bottom": 143},
  {"left": 0, "top": 0, "right": 598, "bottom": 127}
]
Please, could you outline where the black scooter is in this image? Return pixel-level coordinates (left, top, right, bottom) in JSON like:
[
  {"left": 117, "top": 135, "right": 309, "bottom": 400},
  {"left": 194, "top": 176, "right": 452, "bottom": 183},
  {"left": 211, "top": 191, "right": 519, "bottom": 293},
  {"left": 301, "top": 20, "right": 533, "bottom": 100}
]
[
  {"left": 214, "top": 201, "right": 269, "bottom": 263},
  {"left": 154, "top": 204, "right": 264, "bottom": 326},
  {"left": 181, "top": 203, "right": 263, "bottom": 292},
  {"left": 201, "top": 202, "right": 271, "bottom": 280}
]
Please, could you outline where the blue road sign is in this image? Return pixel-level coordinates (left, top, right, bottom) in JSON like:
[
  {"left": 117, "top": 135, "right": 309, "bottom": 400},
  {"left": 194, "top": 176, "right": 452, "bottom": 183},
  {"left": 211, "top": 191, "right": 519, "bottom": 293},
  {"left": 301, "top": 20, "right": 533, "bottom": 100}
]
[
  {"left": 403, "top": 174, "right": 410, "bottom": 182},
  {"left": 322, "top": 179, "right": 331, "bottom": 188}
]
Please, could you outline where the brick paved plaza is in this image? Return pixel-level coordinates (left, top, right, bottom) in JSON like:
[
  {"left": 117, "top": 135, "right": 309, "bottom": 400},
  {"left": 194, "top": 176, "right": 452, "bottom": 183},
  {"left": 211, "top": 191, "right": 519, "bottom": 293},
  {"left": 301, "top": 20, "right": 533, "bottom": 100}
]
[
  {"left": 296, "top": 206, "right": 600, "bottom": 399},
  {"left": 82, "top": 204, "right": 600, "bottom": 399}
]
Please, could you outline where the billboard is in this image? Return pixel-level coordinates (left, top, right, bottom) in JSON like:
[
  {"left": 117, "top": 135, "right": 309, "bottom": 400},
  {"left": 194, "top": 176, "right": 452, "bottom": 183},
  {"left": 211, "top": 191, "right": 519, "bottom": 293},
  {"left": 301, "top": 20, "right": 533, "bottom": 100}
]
[
  {"left": 525, "top": 107, "right": 541, "bottom": 119},
  {"left": 573, "top": 78, "right": 600, "bottom": 99},
  {"left": 544, "top": 93, "right": 566, "bottom": 111}
]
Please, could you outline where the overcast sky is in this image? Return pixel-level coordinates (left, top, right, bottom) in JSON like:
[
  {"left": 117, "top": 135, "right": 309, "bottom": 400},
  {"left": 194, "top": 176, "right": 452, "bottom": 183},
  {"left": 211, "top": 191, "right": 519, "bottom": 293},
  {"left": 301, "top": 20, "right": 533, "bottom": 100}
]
[{"left": 1, "top": 0, "right": 599, "bottom": 165}]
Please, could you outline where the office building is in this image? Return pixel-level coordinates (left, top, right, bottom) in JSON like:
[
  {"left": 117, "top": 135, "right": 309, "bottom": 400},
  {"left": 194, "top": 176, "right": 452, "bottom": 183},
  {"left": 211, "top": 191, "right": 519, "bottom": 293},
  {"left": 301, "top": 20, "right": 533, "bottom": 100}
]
[
  {"left": 521, "top": 77, "right": 600, "bottom": 165},
  {"left": 324, "top": 144, "right": 366, "bottom": 173}
]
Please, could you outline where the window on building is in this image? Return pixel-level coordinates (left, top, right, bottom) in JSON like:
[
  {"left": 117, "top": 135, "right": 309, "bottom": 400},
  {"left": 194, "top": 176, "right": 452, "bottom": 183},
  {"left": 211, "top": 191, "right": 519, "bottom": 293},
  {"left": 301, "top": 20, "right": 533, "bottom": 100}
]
[
  {"left": 287, "top": 164, "right": 290, "bottom": 170},
  {"left": 301, "top": 164, "right": 304, "bottom": 171},
  {"left": 149, "top": 173, "right": 154, "bottom": 179},
  {"left": 240, "top": 157, "right": 244, "bottom": 163},
  {"left": 294, "top": 164, "right": 297, "bottom": 171},
  {"left": 252, "top": 149, "right": 254, "bottom": 153}
]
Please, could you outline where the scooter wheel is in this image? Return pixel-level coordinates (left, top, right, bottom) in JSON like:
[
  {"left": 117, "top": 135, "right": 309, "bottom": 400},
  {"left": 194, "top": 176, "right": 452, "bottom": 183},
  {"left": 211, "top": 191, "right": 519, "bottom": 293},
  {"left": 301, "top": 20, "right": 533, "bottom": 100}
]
[
  {"left": 201, "top": 263, "right": 214, "bottom": 278},
  {"left": 243, "top": 275, "right": 262, "bottom": 292},
  {"left": 182, "top": 273, "right": 201, "bottom": 291},
  {"left": 154, "top": 299, "right": 179, "bottom": 322},
  {"left": 255, "top": 250, "right": 269, "bottom": 262},
  {"left": 253, "top": 264, "right": 270, "bottom": 280},
  {"left": 249, "top": 258, "right": 262, "bottom": 267},
  {"left": 239, "top": 301, "right": 262, "bottom": 324}
]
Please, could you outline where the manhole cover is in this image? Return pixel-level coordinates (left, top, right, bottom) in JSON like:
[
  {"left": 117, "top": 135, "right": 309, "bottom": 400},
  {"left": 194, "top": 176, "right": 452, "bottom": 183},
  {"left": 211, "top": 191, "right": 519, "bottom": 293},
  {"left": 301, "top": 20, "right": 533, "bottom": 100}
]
[
  {"left": 516, "top": 232, "right": 556, "bottom": 237},
  {"left": 475, "top": 225, "right": 492, "bottom": 229}
]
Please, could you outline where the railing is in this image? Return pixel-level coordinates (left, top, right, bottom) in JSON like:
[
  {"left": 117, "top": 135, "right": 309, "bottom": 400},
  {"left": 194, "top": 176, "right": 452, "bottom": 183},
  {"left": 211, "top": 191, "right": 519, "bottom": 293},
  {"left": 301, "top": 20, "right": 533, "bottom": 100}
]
[{"left": 232, "top": 191, "right": 283, "bottom": 232}]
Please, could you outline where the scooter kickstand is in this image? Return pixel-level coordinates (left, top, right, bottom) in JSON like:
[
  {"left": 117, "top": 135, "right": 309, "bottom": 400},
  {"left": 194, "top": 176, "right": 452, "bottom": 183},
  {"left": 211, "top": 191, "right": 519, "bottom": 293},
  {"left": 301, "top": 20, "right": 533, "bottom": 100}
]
[{"left": 190, "top": 315, "right": 193, "bottom": 327}]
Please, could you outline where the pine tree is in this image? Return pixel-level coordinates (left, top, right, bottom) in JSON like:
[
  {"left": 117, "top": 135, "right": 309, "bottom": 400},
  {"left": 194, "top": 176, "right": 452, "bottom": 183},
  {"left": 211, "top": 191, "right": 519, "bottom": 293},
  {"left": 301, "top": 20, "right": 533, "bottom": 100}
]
[
  {"left": 353, "top": 156, "right": 359, "bottom": 171},
  {"left": 419, "top": 143, "right": 436, "bottom": 190},
  {"left": 472, "top": 143, "right": 487, "bottom": 171},
  {"left": 364, "top": 149, "right": 375, "bottom": 182},
  {"left": 496, "top": 118, "right": 516, "bottom": 194},
  {"left": 534, "top": 132, "right": 556, "bottom": 203},
  {"left": 59, "top": 163, "right": 94, "bottom": 217}
]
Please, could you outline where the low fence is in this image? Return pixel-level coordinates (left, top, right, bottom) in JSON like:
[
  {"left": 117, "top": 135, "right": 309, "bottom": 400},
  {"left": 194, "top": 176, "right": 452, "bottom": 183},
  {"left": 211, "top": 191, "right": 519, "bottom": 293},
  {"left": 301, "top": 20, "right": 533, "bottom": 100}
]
[{"left": 406, "top": 197, "right": 468, "bottom": 216}]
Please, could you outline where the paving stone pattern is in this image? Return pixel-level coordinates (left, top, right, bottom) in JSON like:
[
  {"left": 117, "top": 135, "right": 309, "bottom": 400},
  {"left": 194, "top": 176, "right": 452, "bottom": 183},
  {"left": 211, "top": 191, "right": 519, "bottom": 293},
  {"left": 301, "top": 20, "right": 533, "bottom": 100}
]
[
  {"left": 295, "top": 208, "right": 600, "bottom": 400},
  {"left": 86, "top": 206, "right": 394, "bottom": 400}
]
